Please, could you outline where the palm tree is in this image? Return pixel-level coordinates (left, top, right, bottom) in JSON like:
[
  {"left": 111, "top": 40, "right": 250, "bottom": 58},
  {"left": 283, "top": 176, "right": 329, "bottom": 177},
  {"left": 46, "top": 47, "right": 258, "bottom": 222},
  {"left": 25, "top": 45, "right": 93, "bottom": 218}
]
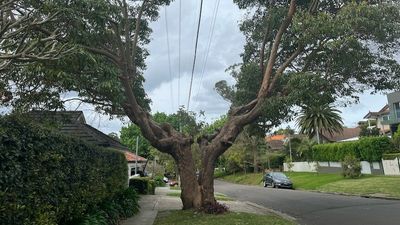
[{"left": 296, "top": 104, "right": 344, "bottom": 144}]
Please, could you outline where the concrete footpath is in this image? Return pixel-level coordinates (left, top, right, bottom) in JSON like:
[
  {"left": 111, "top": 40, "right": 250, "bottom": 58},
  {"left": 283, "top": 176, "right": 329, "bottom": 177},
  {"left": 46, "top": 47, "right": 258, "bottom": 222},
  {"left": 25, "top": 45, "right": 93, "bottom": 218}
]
[{"left": 121, "top": 187, "right": 295, "bottom": 225}]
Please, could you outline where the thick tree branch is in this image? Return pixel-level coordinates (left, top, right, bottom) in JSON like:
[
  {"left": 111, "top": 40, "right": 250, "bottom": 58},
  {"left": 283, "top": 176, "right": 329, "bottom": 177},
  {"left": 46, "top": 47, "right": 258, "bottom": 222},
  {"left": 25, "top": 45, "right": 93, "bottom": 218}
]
[{"left": 257, "top": 0, "right": 297, "bottom": 99}]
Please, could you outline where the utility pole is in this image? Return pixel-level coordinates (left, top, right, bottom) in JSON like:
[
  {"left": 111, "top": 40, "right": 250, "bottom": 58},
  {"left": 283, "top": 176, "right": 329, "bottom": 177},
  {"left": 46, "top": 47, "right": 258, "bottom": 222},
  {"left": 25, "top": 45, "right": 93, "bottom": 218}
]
[
  {"left": 135, "top": 136, "right": 139, "bottom": 175},
  {"left": 288, "top": 132, "right": 293, "bottom": 161}
]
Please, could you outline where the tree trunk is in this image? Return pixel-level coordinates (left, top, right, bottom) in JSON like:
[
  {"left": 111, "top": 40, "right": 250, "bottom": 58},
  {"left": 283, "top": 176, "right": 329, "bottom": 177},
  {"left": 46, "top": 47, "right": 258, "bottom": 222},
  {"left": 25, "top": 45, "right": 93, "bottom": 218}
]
[
  {"left": 253, "top": 147, "right": 259, "bottom": 173},
  {"left": 175, "top": 143, "right": 202, "bottom": 209}
]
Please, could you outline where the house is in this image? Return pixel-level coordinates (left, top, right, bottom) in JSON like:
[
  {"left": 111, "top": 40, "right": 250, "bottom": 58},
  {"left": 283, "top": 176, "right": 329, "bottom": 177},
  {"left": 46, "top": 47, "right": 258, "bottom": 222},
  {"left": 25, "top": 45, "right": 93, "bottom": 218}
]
[
  {"left": 265, "top": 134, "right": 286, "bottom": 152},
  {"left": 381, "top": 91, "right": 400, "bottom": 133},
  {"left": 27, "top": 110, "right": 147, "bottom": 177},
  {"left": 363, "top": 104, "right": 391, "bottom": 134}
]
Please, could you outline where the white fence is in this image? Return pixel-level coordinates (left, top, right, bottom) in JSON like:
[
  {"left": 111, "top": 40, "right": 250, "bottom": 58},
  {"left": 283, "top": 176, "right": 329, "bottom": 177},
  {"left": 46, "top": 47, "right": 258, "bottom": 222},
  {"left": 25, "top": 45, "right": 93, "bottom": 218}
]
[
  {"left": 283, "top": 162, "right": 317, "bottom": 172},
  {"left": 382, "top": 158, "right": 400, "bottom": 175},
  {"left": 284, "top": 161, "right": 385, "bottom": 175}
]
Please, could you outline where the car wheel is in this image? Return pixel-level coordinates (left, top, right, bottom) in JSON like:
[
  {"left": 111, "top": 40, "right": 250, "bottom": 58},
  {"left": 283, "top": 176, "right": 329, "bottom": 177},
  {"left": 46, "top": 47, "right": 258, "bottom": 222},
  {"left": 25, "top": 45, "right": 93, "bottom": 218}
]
[{"left": 263, "top": 181, "right": 267, "bottom": 187}]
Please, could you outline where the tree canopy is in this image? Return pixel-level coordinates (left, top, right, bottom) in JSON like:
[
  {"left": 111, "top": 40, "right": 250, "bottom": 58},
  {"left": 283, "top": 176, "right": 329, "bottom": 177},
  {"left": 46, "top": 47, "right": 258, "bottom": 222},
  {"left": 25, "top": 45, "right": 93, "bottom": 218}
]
[{"left": 216, "top": 0, "right": 400, "bottom": 127}]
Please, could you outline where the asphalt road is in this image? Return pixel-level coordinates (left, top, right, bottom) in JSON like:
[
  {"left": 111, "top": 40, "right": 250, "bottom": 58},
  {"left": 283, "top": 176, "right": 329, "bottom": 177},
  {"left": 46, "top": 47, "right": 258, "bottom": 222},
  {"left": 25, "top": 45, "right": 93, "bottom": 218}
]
[{"left": 214, "top": 180, "right": 400, "bottom": 225}]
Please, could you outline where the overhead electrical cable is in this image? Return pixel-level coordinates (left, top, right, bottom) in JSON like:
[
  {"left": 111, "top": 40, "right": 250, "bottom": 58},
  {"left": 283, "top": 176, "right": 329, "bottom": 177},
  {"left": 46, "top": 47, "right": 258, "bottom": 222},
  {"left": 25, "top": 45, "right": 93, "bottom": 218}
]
[
  {"left": 164, "top": 6, "right": 174, "bottom": 112},
  {"left": 186, "top": 0, "right": 204, "bottom": 112},
  {"left": 178, "top": 0, "right": 182, "bottom": 109},
  {"left": 194, "top": 0, "right": 221, "bottom": 106}
]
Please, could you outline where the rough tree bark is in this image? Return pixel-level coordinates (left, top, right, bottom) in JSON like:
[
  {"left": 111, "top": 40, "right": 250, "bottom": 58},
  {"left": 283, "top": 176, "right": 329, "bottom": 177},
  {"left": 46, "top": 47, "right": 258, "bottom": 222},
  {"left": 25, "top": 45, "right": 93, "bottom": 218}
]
[{"left": 87, "top": 0, "right": 298, "bottom": 210}]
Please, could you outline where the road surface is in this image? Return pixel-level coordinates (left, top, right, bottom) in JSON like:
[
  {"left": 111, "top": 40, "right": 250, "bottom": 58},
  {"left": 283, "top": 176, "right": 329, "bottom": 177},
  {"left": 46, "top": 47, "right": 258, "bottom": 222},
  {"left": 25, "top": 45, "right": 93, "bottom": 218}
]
[{"left": 215, "top": 180, "right": 400, "bottom": 225}]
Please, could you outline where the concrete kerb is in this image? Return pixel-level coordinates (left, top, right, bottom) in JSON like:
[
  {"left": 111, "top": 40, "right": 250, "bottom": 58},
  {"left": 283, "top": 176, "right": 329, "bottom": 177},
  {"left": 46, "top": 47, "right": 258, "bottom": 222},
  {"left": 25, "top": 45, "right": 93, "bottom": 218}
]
[{"left": 244, "top": 201, "right": 297, "bottom": 222}]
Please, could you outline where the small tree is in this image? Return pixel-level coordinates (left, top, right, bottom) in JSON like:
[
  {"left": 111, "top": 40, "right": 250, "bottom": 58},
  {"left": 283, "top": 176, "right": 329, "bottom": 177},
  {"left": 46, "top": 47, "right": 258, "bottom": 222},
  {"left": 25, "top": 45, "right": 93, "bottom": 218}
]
[{"left": 342, "top": 155, "right": 362, "bottom": 179}]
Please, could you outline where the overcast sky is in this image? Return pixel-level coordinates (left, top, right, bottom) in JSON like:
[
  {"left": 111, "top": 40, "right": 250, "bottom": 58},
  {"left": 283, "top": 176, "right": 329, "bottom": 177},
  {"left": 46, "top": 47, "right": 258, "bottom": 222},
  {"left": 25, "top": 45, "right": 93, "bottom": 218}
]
[{"left": 64, "top": 0, "right": 390, "bottom": 135}]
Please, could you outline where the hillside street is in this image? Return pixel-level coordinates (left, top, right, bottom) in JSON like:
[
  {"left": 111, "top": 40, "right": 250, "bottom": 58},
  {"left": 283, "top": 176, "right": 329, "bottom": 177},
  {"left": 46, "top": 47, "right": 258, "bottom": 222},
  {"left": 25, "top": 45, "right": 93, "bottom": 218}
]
[{"left": 215, "top": 180, "right": 400, "bottom": 225}]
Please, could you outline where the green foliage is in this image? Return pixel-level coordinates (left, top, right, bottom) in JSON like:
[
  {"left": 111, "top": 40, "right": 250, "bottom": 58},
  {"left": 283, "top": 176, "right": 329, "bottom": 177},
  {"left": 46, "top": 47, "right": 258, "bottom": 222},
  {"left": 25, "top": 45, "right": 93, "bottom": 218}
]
[
  {"left": 382, "top": 153, "right": 400, "bottom": 160},
  {"left": 311, "top": 136, "right": 393, "bottom": 162},
  {"left": 359, "top": 125, "right": 380, "bottom": 137},
  {"left": 79, "top": 188, "right": 140, "bottom": 225},
  {"left": 265, "top": 154, "right": 285, "bottom": 169},
  {"left": 220, "top": 0, "right": 400, "bottom": 133},
  {"left": 358, "top": 136, "right": 393, "bottom": 161},
  {"left": 0, "top": 115, "right": 128, "bottom": 225},
  {"left": 120, "top": 124, "right": 152, "bottom": 158},
  {"left": 296, "top": 103, "right": 343, "bottom": 139},
  {"left": 153, "top": 176, "right": 166, "bottom": 187},
  {"left": 392, "top": 125, "right": 400, "bottom": 150},
  {"left": 342, "top": 155, "right": 362, "bottom": 179},
  {"left": 129, "top": 178, "right": 156, "bottom": 195}
]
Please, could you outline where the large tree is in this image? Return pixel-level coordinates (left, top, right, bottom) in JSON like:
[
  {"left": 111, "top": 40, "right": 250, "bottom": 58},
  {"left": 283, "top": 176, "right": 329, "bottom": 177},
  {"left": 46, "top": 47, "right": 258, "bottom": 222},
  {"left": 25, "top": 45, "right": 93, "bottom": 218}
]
[{"left": 1, "top": 0, "right": 400, "bottom": 210}]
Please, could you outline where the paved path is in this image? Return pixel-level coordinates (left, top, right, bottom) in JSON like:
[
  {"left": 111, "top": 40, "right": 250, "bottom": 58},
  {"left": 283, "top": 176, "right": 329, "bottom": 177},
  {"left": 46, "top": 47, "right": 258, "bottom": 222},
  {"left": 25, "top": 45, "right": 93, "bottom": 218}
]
[
  {"left": 121, "top": 187, "right": 284, "bottom": 225},
  {"left": 215, "top": 179, "right": 400, "bottom": 225}
]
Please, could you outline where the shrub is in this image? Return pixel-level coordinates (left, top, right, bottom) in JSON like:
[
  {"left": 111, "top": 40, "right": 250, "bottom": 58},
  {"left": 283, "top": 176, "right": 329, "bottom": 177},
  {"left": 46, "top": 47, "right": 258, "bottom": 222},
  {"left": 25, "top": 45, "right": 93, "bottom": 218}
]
[
  {"left": 342, "top": 155, "right": 362, "bottom": 178},
  {"left": 154, "top": 176, "right": 166, "bottom": 187},
  {"left": 200, "top": 202, "right": 229, "bottom": 215},
  {"left": 79, "top": 188, "right": 139, "bottom": 225},
  {"left": 129, "top": 177, "right": 156, "bottom": 195},
  {"left": 0, "top": 116, "right": 128, "bottom": 225}
]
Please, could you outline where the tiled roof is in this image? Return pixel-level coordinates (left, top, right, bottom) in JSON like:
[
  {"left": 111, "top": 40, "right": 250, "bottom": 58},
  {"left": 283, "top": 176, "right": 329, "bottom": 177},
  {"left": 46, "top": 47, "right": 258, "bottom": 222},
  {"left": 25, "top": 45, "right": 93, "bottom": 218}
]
[
  {"left": 124, "top": 151, "right": 147, "bottom": 162},
  {"left": 265, "top": 134, "right": 286, "bottom": 142},
  {"left": 321, "top": 127, "right": 361, "bottom": 142}
]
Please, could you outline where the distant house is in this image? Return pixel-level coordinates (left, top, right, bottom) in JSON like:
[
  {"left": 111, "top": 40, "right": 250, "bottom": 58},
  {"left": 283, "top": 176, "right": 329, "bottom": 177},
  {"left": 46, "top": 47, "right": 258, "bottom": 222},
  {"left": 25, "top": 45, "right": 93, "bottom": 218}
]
[
  {"left": 381, "top": 91, "right": 400, "bottom": 133},
  {"left": 363, "top": 104, "right": 391, "bottom": 134},
  {"left": 265, "top": 134, "right": 286, "bottom": 151},
  {"left": 27, "top": 110, "right": 147, "bottom": 176}
]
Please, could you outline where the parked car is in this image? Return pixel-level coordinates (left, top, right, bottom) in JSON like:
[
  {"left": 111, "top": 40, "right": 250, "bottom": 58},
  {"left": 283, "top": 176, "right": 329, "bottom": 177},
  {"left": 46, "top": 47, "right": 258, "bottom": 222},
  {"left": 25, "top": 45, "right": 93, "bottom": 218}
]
[
  {"left": 263, "top": 172, "right": 293, "bottom": 189},
  {"left": 168, "top": 179, "right": 178, "bottom": 187}
]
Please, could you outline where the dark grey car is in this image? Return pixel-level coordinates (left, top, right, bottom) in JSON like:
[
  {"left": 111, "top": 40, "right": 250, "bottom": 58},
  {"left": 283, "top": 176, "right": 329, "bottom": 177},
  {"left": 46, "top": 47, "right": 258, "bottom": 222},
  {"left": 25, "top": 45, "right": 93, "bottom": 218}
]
[{"left": 263, "top": 172, "right": 293, "bottom": 189}]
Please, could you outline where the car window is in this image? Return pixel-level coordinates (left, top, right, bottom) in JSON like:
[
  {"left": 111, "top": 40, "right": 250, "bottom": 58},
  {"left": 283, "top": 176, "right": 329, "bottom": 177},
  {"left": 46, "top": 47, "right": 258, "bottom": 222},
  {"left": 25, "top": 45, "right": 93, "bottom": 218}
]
[{"left": 273, "top": 173, "right": 287, "bottom": 179}]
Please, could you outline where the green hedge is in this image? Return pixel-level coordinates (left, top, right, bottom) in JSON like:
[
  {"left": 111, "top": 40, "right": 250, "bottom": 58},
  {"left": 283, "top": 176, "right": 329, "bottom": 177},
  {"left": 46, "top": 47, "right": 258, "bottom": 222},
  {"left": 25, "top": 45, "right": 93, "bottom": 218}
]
[
  {"left": 0, "top": 116, "right": 128, "bottom": 225},
  {"left": 311, "top": 136, "right": 393, "bottom": 162},
  {"left": 129, "top": 178, "right": 155, "bottom": 195},
  {"left": 78, "top": 188, "right": 140, "bottom": 225}
]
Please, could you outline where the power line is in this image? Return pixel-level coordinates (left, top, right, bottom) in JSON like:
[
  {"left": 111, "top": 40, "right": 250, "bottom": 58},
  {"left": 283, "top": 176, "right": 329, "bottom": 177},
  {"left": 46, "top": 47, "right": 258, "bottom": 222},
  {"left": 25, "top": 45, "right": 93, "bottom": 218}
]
[
  {"left": 187, "top": 0, "right": 204, "bottom": 112},
  {"left": 195, "top": 0, "right": 220, "bottom": 106},
  {"left": 178, "top": 0, "right": 182, "bottom": 109},
  {"left": 164, "top": 6, "right": 174, "bottom": 112}
]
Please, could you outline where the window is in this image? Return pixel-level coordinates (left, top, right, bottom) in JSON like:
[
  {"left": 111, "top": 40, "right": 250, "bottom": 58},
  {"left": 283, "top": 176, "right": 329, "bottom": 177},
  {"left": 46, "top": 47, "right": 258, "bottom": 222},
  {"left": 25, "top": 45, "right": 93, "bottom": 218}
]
[
  {"left": 382, "top": 115, "right": 389, "bottom": 121},
  {"left": 394, "top": 102, "right": 400, "bottom": 119}
]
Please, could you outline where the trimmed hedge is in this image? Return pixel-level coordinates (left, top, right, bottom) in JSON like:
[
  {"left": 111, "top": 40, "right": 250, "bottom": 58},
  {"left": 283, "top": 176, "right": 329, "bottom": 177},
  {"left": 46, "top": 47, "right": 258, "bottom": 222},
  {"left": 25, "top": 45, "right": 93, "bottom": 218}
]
[
  {"left": 78, "top": 188, "right": 140, "bottom": 225},
  {"left": 311, "top": 136, "right": 394, "bottom": 162},
  {"left": 382, "top": 153, "right": 400, "bottom": 160},
  {"left": 129, "top": 178, "right": 155, "bottom": 195},
  {"left": 0, "top": 116, "right": 128, "bottom": 225}
]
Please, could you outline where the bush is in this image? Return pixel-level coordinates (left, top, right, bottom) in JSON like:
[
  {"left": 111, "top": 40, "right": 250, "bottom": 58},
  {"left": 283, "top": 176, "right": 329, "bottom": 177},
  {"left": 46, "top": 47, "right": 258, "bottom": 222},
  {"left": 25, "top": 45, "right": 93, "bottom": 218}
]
[
  {"left": 311, "top": 136, "right": 393, "bottom": 162},
  {"left": 0, "top": 116, "right": 128, "bottom": 225},
  {"left": 342, "top": 155, "right": 362, "bottom": 178},
  {"left": 79, "top": 188, "right": 140, "bottom": 225},
  {"left": 129, "top": 177, "right": 156, "bottom": 195},
  {"left": 154, "top": 176, "right": 166, "bottom": 187},
  {"left": 200, "top": 202, "right": 229, "bottom": 215}
]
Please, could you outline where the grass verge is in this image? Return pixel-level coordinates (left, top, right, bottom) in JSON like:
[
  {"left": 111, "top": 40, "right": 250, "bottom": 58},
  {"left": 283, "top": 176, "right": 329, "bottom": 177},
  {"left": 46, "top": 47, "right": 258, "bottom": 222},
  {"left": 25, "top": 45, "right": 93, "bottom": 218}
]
[
  {"left": 153, "top": 210, "right": 296, "bottom": 225},
  {"left": 318, "top": 176, "right": 400, "bottom": 198},
  {"left": 219, "top": 172, "right": 400, "bottom": 198}
]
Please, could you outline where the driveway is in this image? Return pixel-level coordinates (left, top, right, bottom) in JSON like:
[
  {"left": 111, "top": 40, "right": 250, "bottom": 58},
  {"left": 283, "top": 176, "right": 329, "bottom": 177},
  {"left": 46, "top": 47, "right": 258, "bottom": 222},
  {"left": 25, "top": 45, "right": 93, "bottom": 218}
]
[{"left": 215, "top": 180, "right": 400, "bottom": 225}]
